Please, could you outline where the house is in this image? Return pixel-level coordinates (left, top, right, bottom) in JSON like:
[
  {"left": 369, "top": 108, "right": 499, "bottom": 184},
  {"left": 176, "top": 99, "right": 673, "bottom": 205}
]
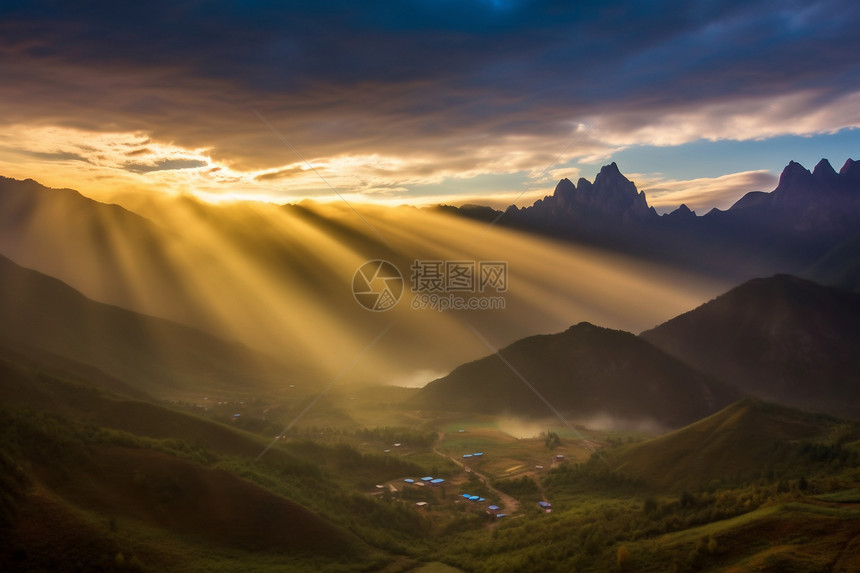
[
  {"left": 554, "top": 454, "right": 565, "bottom": 462},
  {"left": 430, "top": 478, "right": 445, "bottom": 486},
  {"left": 404, "top": 478, "right": 415, "bottom": 484},
  {"left": 538, "top": 501, "right": 552, "bottom": 509},
  {"left": 420, "top": 476, "right": 434, "bottom": 482},
  {"left": 415, "top": 502, "right": 428, "bottom": 508}
]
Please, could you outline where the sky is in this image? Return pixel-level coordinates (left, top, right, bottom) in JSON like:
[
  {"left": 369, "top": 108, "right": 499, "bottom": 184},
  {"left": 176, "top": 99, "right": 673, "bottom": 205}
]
[{"left": 1, "top": 0, "right": 859, "bottom": 213}]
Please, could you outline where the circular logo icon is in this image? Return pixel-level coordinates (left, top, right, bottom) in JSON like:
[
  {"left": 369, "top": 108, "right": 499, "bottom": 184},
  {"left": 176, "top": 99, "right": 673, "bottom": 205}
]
[{"left": 352, "top": 260, "right": 404, "bottom": 311}]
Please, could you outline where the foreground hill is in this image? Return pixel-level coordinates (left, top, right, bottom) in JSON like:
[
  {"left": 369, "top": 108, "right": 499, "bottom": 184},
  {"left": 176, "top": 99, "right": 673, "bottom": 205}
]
[
  {"left": 413, "top": 322, "right": 740, "bottom": 428},
  {"left": 0, "top": 352, "right": 431, "bottom": 572},
  {"left": 605, "top": 399, "right": 855, "bottom": 490},
  {"left": 0, "top": 254, "right": 293, "bottom": 398},
  {"left": 641, "top": 275, "right": 860, "bottom": 417}
]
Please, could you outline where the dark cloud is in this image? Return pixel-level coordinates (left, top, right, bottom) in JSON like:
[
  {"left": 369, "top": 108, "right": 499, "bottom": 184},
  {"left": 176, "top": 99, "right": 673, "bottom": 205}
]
[
  {"left": 21, "top": 150, "right": 91, "bottom": 163},
  {"left": 124, "top": 159, "right": 208, "bottom": 174},
  {"left": 1, "top": 0, "right": 859, "bottom": 178},
  {"left": 254, "top": 166, "right": 306, "bottom": 181}
]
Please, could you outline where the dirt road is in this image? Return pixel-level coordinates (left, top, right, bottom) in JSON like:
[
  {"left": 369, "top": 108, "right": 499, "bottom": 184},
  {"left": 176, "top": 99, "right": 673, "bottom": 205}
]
[{"left": 432, "top": 432, "right": 521, "bottom": 514}]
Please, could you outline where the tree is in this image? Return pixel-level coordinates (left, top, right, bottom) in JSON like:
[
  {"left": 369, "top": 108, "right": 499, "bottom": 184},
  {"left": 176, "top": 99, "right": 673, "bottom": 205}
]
[
  {"left": 545, "top": 431, "right": 561, "bottom": 450},
  {"left": 643, "top": 497, "right": 658, "bottom": 515},
  {"left": 617, "top": 545, "right": 632, "bottom": 570},
  {"left": 707, "top": 536, "right": 718, "bottom": 554}
]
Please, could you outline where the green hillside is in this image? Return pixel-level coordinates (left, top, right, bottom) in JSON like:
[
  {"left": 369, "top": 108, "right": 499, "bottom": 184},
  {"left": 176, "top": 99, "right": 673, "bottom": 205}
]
[
  {"left": 0, "top": 353, "right": 433, "bottom": 572},
  {"left": 607, "top": 399, "right": 858, "bottom": 490}
]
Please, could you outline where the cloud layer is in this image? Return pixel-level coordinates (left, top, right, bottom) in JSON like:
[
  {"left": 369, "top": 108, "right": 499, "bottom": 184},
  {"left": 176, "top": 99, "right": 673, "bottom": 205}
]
[{"left": 1, "top": 0, "right": 858, "bottom": 205}]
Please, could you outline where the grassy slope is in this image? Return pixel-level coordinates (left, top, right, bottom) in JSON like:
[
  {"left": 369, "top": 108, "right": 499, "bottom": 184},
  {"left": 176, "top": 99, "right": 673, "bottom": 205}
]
[
  {"left": 0, "top": 354, "right": 435, "bottom": 572},
  {"left": 629, "top": 501, "right": 860, "bottom": 573},
  {"left": 607, "top": 399, "right": 852, "bottom": 490}
]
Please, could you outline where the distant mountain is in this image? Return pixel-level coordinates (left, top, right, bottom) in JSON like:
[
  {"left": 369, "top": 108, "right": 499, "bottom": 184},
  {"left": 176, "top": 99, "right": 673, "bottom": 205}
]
[
  {"left": 804, "top": 233, "right": 860, "bottom": 292},
  {"left": 606, "top": 399, "right": 851, "bottom": 490},
  {"left": 500, "top": 162, "right": 658, "bottom": 231},
  {"left": 413, "top": 322, "right": 740, "bottom": 428},
  {"left": 727, "top": 159, "right": 860, "bottom": 237},
  {"left": 441, "top": 159, "right": 860, "bottom": 284},
  {"left": 0, "top": 254, "right": 293, "bottom": 398},
  {"left": 641, "top": 275, "right": 860, "bottom": 417},
  {"left": 0, "top": 176, "right": 213, "bottom": 330}
]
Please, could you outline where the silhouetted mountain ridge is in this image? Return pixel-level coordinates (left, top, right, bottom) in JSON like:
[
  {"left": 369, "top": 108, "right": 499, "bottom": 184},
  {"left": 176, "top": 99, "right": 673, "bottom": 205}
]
[
  {"left": 440, "top": 158, "right": 860, "bottom": 285},
  {"left": 0, "top": 254, "right": 293, "bottom": 398},
  {"left": 413, "top": 321, "right": 740, "bottom": 428},
  {"left": 641, "top": 275, "right": 860, "bottom": 417}
]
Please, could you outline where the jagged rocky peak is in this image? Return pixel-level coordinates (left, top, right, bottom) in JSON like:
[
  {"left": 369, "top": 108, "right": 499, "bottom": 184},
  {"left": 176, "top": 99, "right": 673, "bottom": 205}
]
[
  {"left": 594, "top": 162, "right": 634, "bottom": 190},
  {"left": 813, "top": 158, "right": 838, "bottom": 180},
  {"left": 577, "top": 177, "right": 593, "bottom": 192},
  {"left": 552, "top": 177, "right": 577, "bottom": 200},
  {"left": 777, "top": 160, "right": 813, "bottom": 188},
  {"left": 840, "top": 158, "right": 860, "bottom": 182},
  {"left": 665, "top": 203, "right": 696, "bottom": 220}
]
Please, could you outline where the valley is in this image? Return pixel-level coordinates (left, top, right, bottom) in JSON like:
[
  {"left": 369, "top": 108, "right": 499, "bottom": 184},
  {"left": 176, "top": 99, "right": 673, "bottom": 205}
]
[{"left": 3, "top": 342, "right": 859, "bottom": 572}]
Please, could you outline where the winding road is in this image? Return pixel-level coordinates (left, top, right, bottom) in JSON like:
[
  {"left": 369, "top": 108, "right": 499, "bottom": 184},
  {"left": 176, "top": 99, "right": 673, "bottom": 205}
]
[{"left": 432, "top": 431, "right": 521, "bottom": 515}]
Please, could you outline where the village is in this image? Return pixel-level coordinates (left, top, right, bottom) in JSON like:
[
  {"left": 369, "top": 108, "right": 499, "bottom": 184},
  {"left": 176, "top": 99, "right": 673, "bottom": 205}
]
[{"left": 367, "top": 425, "right": 590, "bottom": 523}]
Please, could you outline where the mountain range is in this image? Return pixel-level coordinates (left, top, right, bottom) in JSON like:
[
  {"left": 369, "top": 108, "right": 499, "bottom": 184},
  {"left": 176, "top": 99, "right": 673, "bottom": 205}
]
[{"left": 442, "top": 158, "right": 860, "bottom": 288}]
